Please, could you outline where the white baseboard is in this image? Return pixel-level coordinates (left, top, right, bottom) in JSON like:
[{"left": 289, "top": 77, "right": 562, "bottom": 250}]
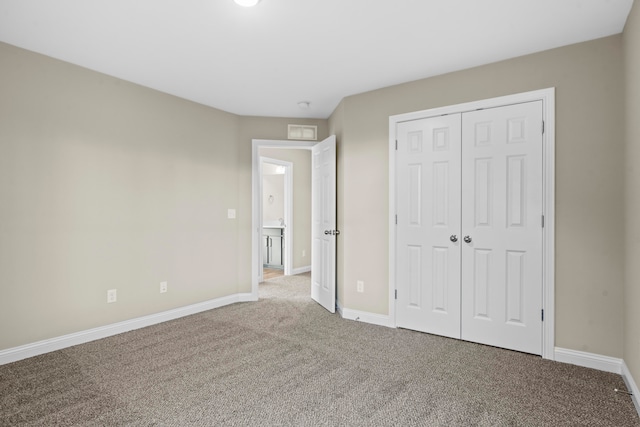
[
  {"left": 290, "top": 266, "right": 311, "bottom": 275},
  {"left": 622, "top": 360, "right": 640, "bottom": 416},
  {"left": 237, "top": 292, "right": 257, "bottom": 302},
  {"left": 553, "top": 346, "right": 640, "bottom": 417},
  {"left": 339, "top": 306, "right": 395, "bottom": 328},
  {"left": 554, "top": 347, "right": 623, "bottom": 374},
  {"left": 0, "top": 293, "right": 251, "bottom": 366}
]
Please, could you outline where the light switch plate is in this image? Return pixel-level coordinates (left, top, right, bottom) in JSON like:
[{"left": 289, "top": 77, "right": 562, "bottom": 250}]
[{"left": 227, "top": 209, "right": 236, "bottom": 219}]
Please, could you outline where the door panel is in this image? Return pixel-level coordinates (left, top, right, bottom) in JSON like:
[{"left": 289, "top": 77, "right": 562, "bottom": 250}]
[
  {"left": 396, "top": 115, "right": 462, "bottom": 339},
  {"left": 461, "top": 101, "right": 543, "bottom": 355},
  {"left": 311, "top": 136, "right": 337, "bottom": 313}
]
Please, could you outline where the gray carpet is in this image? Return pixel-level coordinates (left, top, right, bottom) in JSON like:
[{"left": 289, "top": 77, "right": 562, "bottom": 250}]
[{"left": 1, "top": 273, "right": 638, "bottom": 426}]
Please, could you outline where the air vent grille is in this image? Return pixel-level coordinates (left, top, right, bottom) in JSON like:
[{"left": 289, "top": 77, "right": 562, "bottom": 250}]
[{"left": 288, "top": 124, "right": 317, "bottom": 140}]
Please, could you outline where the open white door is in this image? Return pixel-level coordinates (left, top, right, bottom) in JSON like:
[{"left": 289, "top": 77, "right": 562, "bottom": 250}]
[{"left": 311, "top": 135, "right": 337, "bottom": 313}]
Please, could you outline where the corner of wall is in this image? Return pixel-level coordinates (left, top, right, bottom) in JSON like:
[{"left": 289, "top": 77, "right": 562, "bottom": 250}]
[{"left": 623, "top": 0, "right": 640, "bottom": 397}]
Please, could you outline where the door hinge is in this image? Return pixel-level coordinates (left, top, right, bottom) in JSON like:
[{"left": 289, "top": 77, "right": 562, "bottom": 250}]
[
  {"left": 541, "top": 309, "right": 544, "bottom": 321},
  {"left": 542, "top": 120, "right": 545, "bottom": 134},
  {"left": 395, "top": 140, "right": 398, "bottom": 150},
  {"left": 395, "top": 214, "right": 398, "bottom": 225},
  {"left": 541, "top": 215, "right": 545, "bottom": 228},
  {"left": 395, "top": 289, "right": 398, "bottom": 300}
]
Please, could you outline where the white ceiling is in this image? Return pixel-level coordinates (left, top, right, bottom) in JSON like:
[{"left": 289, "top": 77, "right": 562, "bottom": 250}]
[{"left": 0, "top": 0, "right": 634, "bottom": 119}]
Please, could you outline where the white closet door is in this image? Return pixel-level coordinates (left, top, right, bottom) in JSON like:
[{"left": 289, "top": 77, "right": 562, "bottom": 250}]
[
  {"left": 460, "top": 101, "right": 543, "bottom": 355},
  {"left": 396, "top": 114, "right": 462, "bottom": 339}
]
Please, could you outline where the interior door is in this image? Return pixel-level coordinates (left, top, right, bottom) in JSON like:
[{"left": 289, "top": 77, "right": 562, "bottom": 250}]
[
  {"left": 460, "top": 101, "right": 543, "bottom": 355},
  {"left": 395, "top": 115, "right": 462, "bottom": 338},
  {"left": 311, "top": 135, "right": 337, "bottom": 313}
]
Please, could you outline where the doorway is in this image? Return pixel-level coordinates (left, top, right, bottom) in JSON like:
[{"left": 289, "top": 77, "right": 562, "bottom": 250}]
[
  {"left": 252, "top": 139, "right": 315, "bottom": 297},
  {"left": 261, "top": 157, "right": 292, "bottom": 279},
  {"left": 251, "top": 136, "right": 338, "bottom": 313}
]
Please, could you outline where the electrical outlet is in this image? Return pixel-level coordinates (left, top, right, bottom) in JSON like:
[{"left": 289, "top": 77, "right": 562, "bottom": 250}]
[
  {"left": 357, "top": 280, "right": 364, "bottom": 293},
  {"left": 107, "top": 289, "right": 117, "bottom": 303},
  {"left": 302, "top": 250, "right": 306, "bottom": 257},
  {"left": 160, "top": 281, "right": 168, "bottom": 293}
]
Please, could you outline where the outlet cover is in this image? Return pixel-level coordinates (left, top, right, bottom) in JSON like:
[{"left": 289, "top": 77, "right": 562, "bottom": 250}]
[
  {"left": 107, "top": 289, "right": 117, "bottom": 303},
  {"left": 160, "top": 281, "right": 168, "bottom": 293},
  {"left": 357, "top": 281, "right": 364, "bottom": 293}
]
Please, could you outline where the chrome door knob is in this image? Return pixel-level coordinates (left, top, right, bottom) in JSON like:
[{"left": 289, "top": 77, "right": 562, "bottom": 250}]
[
  {"left": 450, "top": 235, "right": 458, "bottom": 243},
  {"left": 463, "top": 235, "right": 472, "bottom": 243},
  {"left": 324, "top": 230, "right": 331, "bottom": 235}
]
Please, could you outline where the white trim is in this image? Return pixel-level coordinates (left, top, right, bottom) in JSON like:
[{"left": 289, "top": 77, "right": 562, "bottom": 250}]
[
  {"left": 388, "top": 112, "right": 397, "bottom": 325},
  {"left": 0, "top": 293, "right": 255, "bottom": 365},
  {"left": 540, "top": 89, "right": 556, "bottom": 360},
  {"left": 554, "top": 347, "right": 622, "bottom": 374},
  {"left": 260, "top": 156, "right": 293, "bottom": 276},
  {"left": 389, "top": 88, "right": 556, "bottom": 359},
  {"left": 251, "top": 139, "right": 316, "bottom": 300},
  {"left": 291, "top": 265, "right": 311, "bottom": 275},
  {"left": 339, "top": 307, "right": 395, "bottom": 328},
  {"left": 622, "top": 360, "right": 640, "bottom": 416},
  {"left": 553, "top": 348, "right": 639, "bottom": 418}
]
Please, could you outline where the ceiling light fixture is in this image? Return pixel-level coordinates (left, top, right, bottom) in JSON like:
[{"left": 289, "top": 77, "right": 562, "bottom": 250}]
[
  {"left": 297, "top": 101, "right": 310, "bottom": 109},
  {"left": 234, "top": 0, "right": 260, "bottom": 7}
]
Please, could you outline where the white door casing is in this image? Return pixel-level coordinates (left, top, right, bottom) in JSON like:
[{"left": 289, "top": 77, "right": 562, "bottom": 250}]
[
  {"left": 395, "top": 114, "right": 462, "bottom": 338},
  {"left": 460, "top": 101, "right": 543, "bottom": 355},
  {"left": 311, "top": 135, "right": 337, "bottom": 313}
]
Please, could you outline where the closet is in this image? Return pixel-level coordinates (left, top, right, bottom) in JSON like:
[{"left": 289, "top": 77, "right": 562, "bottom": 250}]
[{"left": 395, "top": 100, "right": 544, "bottom": 355}]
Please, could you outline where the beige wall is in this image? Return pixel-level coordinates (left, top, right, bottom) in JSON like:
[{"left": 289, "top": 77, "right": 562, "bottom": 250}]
[
  {"left": 260, "top": 148, "right": 312, "bottom": 271},
  {"left": 0, "top": 42, "right": 242, "bottom": 350},
  {"left": 0, "top": 41, "right": 329, "bottom": 351},
  {"left": 624, "top": 0, "right": 640, "bottom": 387},
  {"left": 262, "top": 173, "right": 285, "bottom": 222},
  {"left": 331, "top": 35, "right": 626, "bottom": 358}
]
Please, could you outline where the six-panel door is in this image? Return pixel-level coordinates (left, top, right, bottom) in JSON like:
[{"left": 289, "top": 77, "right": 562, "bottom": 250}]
[
  {"left": 395, "top": 101, "right": 544, "bottom": 355},
  {"left": 311, "top": 136, "right": 337, "bottom": 313},
  {"left": 460, "top": 101, "right": 543, "bottom": 355},
  {"left": 396, "top": 114, "right": 462, "bottom": 339}
]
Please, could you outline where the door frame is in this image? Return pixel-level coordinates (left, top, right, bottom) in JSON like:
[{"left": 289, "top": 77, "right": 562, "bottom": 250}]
[
  {"left": 260, "top": 156, "right": 293, "bottom": 275},
  {"left": 251, "top": 139, "right": 316, "bottom": 297},
  {"left": 388, "top": 88, "right": 556, "bottom": 360}
]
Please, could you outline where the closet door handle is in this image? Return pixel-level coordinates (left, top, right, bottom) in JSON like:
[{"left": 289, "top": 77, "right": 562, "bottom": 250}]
[
  {"left": 450, "top": 235, "right": 458, "bottom": 243},
  {"left": 463, "top": 235, "right": 472, "bottom": 243}
]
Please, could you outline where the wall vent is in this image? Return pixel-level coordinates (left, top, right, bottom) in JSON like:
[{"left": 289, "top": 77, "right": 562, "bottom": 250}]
[{"left": 288, "top": 124, "right": 317, "bottom": 141}]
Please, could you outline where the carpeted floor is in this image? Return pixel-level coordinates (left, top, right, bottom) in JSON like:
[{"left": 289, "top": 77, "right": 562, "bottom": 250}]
[{"left": 1, "top": 273, "right": 638, "bottom": 426}]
